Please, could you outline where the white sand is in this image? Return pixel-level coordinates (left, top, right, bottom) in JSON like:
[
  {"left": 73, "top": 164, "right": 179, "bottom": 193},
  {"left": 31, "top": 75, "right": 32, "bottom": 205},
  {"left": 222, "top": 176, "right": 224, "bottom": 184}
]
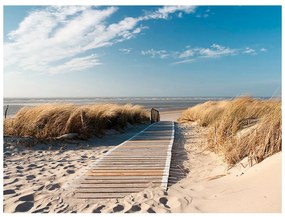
[{"left": 3, "top": 110, "right": 282, "bottom": 213}]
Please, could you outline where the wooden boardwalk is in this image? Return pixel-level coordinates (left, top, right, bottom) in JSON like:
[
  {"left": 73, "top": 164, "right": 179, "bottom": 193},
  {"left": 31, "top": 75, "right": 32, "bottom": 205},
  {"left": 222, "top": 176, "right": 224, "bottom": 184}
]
[{"left": 76, "top": 121, "right": 174, "bottom": 199}]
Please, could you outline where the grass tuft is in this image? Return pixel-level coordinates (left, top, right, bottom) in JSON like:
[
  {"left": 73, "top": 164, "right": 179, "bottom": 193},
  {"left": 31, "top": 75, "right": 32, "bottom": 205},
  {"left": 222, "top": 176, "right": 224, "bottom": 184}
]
[
  {"left": 4, "top": 103, "right": 150, "bottom": 139},
  {"left": 178, "top": 97, "right": 281, "bottom": 165}
]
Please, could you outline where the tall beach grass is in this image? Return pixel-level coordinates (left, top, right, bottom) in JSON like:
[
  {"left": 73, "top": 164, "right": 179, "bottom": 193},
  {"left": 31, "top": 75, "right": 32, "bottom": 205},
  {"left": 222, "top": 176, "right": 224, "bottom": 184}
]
[
  {"left": 4, "top": 103, "right": 150, "bottom": 139},
  {"left": 178, "top": 97, "right": 281, "bottom": 165}
]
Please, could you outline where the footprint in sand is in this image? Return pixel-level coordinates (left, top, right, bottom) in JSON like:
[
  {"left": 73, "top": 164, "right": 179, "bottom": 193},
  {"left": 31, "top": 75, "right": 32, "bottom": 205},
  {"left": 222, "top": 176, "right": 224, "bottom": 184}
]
[
  {"left": 28, "top": 164, "right": 37, "bottom": 168},
  {"left": 16, "top": 166, "right": 24, "bottom": 170},
  {"left": 36, "top": 185, "right": 45, "bottom": 191},
  {"left": 113, "top": 204, "right": 124, "bottom": 212},
  {"left": 15, "top": 184, "right": 23, "bottom": 189},
  {"left": 63, "top": 165, "right": 75, "bottom": 169},
  {"left": 4, "top": 189, "right": 16, "bottom": 195},
  {"left": 19, "top": 193, "right": 34, "bottom": 202},
  {"left": 126, "top": 205, "right": 141, "bottom": 213},
  {"left": 26, "top": 175, "right": 36, "bottom": 180},
  {"left": 147, "top": 207, "right": 156, "bottom": 213},
  {"left": 66, "top": 169, "right": 75, "bottom": 174},
  {"left": 159, "top": 197, "right": 170, "bottom": 208},
  {"left": 15, "top": 201, "right": 34, "bottom": 212},
  {"left": 93, "top": 205, "right": 106, "bottom": 213},
  {"left": 46, "top": 183, "right": 60, "bottom": 191}
]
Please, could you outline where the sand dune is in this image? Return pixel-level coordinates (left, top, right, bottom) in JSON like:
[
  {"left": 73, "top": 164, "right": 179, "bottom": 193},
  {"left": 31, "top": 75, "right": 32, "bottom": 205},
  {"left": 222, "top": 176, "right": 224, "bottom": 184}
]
[{"left": 3, "top": 110, "right": 282, "bottom": 213}]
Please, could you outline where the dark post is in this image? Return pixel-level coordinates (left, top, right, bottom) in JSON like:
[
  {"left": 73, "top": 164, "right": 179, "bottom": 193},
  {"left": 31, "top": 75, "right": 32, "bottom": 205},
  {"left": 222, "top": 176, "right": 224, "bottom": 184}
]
[
  {"left": 151, "top": 108, "right": 160, "bottom": 123},
  {"left": 4, "top": 105, "right": 9, "bottom": 119}
]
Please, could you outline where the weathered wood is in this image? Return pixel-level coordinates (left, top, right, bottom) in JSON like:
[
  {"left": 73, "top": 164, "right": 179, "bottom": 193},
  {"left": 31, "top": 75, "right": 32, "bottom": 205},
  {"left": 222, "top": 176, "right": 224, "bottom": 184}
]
[
  {"left": 83, "top": 176, "right": 165, "bottom": 180},
  {"left": 75, "top": 121, "right": 174, "bottom": 200},
  {"left": 90, "top": 169, "right": 164, "bottom": 173},
  {"left": 81, "top": 179, "right": 164, "bottom": 184},
  {"left": 87, "top": 171, "right": 164, "bottom": 176},
  {"left": 151, "top": 108, "right": 160, "bottom": 123},
  {"left": 76, "top": 193, "right": 130, "bottom": 199},
  {"left": 79, "top": 183, "right": 159, "bottom": 188},
  {"left": 77, "top": 188, "right": 147, "bottom": 193},
  {"left": 4, "top": 105, "right": 9, "bottom": 119},
  {"left": 92, "top": 167, "right": 165, "bottom": 170}
]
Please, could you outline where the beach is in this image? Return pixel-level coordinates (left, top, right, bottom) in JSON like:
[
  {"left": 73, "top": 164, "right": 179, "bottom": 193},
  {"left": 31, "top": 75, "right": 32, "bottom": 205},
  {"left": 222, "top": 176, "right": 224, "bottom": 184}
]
[
  {"left": 3, "top": 108, "right": 281, "bottom": 213},
  {"left": 3, "top": 4, "right": 281, "bottom": 213}
]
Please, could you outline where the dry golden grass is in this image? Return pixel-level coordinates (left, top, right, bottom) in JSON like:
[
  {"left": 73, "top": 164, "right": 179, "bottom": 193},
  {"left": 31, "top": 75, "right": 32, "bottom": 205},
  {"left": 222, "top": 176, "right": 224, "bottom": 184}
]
[
  {"left": 178, "top": 100, "right": 229, "bottom": 126},
  {"left": 179, "top": 97, "right": 281, "bottom": 165},
  {"left": 4, "top": 103, "right": 149, "bottom": 139}
]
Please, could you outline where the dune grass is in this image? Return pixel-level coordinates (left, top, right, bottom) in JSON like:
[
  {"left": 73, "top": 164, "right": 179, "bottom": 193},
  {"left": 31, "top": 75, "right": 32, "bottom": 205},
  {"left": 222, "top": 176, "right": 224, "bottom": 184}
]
[
  {"left": 178, "top": 97, "right": 281, "bottom": 165},
  {"left": 4, "top": 103, "right": 150, "bottom": 139}
]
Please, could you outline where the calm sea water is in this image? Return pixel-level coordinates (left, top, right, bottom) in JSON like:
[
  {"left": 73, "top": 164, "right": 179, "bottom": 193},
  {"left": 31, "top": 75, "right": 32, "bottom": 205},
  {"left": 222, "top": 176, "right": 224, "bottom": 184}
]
[{"left": 3, "top": 97, "right": 233, "bottom": 117}]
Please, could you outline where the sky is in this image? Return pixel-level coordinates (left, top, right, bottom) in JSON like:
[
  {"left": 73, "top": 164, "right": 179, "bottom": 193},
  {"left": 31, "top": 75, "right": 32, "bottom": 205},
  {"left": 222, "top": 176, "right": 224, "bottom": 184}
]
[{"left": 3, "top": 5, "right": 282, "bottom": 98}]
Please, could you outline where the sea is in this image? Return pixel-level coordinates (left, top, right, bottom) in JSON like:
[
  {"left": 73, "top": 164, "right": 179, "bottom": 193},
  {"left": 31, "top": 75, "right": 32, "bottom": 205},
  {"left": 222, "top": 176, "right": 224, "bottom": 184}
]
[{"left": 2, "top": 97, "right": 246, "bottom": 117}]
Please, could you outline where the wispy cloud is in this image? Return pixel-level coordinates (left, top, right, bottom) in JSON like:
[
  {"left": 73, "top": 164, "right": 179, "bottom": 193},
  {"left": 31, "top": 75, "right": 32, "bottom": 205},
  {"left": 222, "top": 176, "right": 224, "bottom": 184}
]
[
  {"left": 243, "top": 47, "right": 256, "bottom": 55},
  {"left": 4, "top": 6, "right": 197, "bottom": 75},
  {"left": 142, "top": 6, "right": 197, "bottom": 20},
  {"left": 119, "top": 48, "right": 132, "bottom": 54},
  {"left": 142, "top": 44, "right": 266, "bottom": 65},
  {"left": 141, "top": 49, "right": 172, "bottom": 59}
]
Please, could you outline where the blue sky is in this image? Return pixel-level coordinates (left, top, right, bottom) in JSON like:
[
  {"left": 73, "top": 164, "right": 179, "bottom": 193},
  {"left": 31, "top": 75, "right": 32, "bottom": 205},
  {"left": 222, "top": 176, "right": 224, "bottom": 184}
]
[{"left": 3, "top": 6, "right": 281, "bottom": 97}]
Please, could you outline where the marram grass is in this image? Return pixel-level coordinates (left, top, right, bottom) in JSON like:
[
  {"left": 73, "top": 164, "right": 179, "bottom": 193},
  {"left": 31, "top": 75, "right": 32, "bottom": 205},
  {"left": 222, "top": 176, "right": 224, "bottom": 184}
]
[{"left": 4, "top": 103, "right": 150, "bottom": 139}]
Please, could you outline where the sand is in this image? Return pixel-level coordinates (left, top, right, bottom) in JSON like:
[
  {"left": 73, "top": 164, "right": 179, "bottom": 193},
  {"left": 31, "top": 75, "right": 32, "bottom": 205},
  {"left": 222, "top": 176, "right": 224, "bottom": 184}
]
[{"left": 3, "top": 110, "right": 282, "bottom": 213}]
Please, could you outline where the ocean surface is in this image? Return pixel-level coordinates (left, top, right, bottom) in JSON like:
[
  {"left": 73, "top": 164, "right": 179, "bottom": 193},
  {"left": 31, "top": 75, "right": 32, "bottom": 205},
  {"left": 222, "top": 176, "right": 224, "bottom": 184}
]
[{"left": 3, "top": 97, "right": 232, "bottom": 117}]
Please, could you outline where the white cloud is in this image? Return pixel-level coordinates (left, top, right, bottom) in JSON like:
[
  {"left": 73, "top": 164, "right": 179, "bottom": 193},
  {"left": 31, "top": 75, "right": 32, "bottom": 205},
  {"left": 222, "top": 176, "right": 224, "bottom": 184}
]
[
  {"left": 119, "top": 48, "right": 132, "bottom": 54},
  {"left": 178, "top": 49, "right": 195, "bottom": 58},
  {"left": 142, "top": 44, "right": 267, "bottom": 65},
  {"left": 197, "top": 44, "right": 237, "bottom": 58},
  {"left": 243, "top": 47, "right": 256, "bottom": 55},
  {"left": 142, "top": 6, "right": 197, "bottom": 20},
  {"left": 141, "top": 49, "right": 171, "bottom": 59},
  {"left": 5, "top": 6, "right": 197, "bottom": 75}
]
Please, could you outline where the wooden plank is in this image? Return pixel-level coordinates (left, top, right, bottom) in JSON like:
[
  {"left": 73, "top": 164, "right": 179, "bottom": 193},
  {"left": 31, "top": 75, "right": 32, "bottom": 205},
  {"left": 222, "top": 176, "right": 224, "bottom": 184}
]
[
  {"left": 75, "top": 121, "right": 174, "bottom": 200},
  {"left": 84, "top": 176, "right": 166, "bottom": 180},
  {"left": 79, "top": 183, "right": 160, "bottom": 188},
  {"left": 91, "top": 167, "right": 165, "bottom": 170},
  {"left": 102, "top": 157, "right": 167, "bottom": 159},
  {"left": 82, "top": 179, "right": 163, "bottom": 184},
  {"left": 96, "top": 164, "right": 165, "bottom": 167},
  {"left": 90, "top": 169, "right": 164, "bottom": 173},
  {"left": 87, "top": 172, "right": 164, "bottom": 176},
  {"left": 76, "top": 188, "right": 145, "bottom": 193},
  {"left": 99, "top": 159, "right": 166, "bottom": 162}
]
